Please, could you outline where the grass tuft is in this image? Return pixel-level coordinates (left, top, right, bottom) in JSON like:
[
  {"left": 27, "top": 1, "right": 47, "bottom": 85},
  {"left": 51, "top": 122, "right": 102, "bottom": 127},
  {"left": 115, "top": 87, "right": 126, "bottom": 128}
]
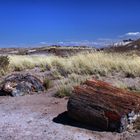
[
  {"left": 0, "top": 56, "right": 10, "bottom": 76},
  {"left": 43, "top": 78, "right": 52, "bottom": 90}
]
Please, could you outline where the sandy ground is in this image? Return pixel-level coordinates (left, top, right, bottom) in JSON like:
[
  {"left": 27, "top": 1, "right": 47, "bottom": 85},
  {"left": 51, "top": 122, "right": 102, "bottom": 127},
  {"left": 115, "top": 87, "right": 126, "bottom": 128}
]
[{"left": 0, "top": 90, "right": 140, "bottom": 140}]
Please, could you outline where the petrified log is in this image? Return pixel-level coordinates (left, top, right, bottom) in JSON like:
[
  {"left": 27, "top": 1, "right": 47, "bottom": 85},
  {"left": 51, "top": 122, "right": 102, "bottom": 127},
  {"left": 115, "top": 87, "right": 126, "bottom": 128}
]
[
  {"left": 67, "top": 79, "right": 140, "bottom": 132},
  {"left": 0, "top": 73, "right": 44, "bottom": 96}
]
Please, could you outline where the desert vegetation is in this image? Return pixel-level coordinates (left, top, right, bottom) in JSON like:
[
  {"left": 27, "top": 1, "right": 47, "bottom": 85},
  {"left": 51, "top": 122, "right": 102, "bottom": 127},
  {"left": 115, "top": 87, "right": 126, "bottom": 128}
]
[
  {"left": 9, "top": 52, "right": 140, "bottom": 76},
  {"left": 0, "top": 56, "right": 10, "bottom": 76},
  {"left": 1, "top": 51, "right": 140, "bottom": 96}
]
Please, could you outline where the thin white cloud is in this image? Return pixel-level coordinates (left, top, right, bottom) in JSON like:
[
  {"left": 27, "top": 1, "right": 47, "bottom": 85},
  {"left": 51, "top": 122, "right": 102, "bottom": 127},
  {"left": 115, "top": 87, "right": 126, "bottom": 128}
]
[
  {"left": 125, "top": 32, "right": 140, "bottom": 36},
  {"left": 120, "top": 32, "right": 140, "bottom": 39},
  {"left": 58, "top": 41, "right": 64, "bottom": 43},
  {"left": 40, "top": 42, "right": 47, "bottom": 45},
  {"left": 98, "top": 38, "right": 113, "bottom": 41}
]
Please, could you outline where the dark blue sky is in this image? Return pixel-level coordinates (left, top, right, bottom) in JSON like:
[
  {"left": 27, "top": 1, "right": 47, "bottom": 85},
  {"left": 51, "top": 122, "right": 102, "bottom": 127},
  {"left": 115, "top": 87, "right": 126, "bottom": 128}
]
[{"left": 0, "top": 0, "right": 140, "bottom": 47}]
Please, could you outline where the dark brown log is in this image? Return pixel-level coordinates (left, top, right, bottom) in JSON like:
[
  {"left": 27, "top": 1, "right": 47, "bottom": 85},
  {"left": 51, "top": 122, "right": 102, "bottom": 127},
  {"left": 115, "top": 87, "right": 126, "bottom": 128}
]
[{"left": 67, "top": 79, "right": 140, "bottom": 132}]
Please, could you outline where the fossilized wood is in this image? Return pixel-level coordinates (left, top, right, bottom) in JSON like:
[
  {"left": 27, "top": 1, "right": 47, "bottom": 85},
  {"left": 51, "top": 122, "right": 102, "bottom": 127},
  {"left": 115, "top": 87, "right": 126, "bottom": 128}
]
[
  {"left": 67, "top": 79, "right": 140, "bottom": 132},
  {"left": 0, "top": 73, "right": 44, "bottom": 96}
]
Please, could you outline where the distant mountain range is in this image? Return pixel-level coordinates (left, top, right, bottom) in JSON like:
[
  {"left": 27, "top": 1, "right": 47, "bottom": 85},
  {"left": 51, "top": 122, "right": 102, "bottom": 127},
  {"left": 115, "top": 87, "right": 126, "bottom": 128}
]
[
  {"left": 102, "top": 38, "right": 140, "bottom": 52},
  {"left": 1, "top": 38, "right": 140, "bottom": 56}
]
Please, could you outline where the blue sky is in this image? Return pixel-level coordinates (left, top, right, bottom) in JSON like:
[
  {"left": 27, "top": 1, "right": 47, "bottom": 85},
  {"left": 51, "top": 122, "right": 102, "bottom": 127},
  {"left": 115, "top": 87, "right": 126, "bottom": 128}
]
[{"left": 0, "top": 0, "right": 140, "bottom": 47}]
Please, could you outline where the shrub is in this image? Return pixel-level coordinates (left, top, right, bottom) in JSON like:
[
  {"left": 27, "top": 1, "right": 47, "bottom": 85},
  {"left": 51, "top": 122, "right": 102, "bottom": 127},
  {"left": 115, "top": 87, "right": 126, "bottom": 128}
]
[
  {"left": 43, "top": 78, "right": 52, "bottom": 90},
  {"left": 0, "top": 56, "right": 9, "bottom": 70},
  {"left": 55, "top": 74, "right": 90, "bottom": 97},
  {"left": 0, "top": 56, "right": 9, "bottom": 76},
  {"left": 55, "top": 86, "right": 72, "bottom": 98},
  {"left": 51, "top": 70, "right": 62, "bottom": 79}
]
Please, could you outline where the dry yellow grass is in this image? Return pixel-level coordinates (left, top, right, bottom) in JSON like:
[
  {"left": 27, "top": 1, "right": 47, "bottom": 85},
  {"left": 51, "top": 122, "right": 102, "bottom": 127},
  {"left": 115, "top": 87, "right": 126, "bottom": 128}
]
[
  {"left": 55, "top": 73, "right": 90, "bottom": 97},
  {"left": 4, "top": 52, "right": 140, "bottom": 97},
  {"left": 9, "top": 52, "right": 140, "bottom": 77}
]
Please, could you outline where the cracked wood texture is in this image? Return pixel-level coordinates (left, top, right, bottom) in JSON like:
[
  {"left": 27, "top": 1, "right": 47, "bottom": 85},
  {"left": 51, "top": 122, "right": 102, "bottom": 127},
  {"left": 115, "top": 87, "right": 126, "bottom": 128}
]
[{"left": 67, "top": 79, "right": 140, "bottom": 132}]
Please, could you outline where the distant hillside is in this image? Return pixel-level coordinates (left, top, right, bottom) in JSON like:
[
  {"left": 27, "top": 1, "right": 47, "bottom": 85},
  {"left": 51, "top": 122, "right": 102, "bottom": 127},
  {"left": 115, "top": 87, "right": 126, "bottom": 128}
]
[
  {"left": 103, "top": 39, "right": 140, "bottom": 52},
  {"left": 0, "top": 46, "right": 96, "bottom": 56}
]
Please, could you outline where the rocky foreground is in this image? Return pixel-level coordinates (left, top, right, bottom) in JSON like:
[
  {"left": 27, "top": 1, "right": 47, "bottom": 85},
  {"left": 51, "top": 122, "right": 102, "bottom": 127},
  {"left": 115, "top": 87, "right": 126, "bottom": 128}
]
[
  {"left": 0, "top": 68, "right": 140, "bottom": 139},
  {"left": 0, "top": 92, "right": 140, "bottom": 140}
]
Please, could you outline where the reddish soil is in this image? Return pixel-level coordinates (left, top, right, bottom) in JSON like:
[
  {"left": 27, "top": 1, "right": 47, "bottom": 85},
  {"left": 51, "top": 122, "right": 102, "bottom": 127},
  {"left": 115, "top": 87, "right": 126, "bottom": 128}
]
[{"left": 0, "top": 89, "right": 140, "bottom": 140}]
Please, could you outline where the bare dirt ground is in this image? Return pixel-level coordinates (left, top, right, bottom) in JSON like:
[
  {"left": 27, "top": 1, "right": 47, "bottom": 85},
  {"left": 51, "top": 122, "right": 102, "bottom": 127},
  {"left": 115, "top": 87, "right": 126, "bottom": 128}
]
[{"left": 0, "top": 89, "right": 140, "bottom": 140}]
